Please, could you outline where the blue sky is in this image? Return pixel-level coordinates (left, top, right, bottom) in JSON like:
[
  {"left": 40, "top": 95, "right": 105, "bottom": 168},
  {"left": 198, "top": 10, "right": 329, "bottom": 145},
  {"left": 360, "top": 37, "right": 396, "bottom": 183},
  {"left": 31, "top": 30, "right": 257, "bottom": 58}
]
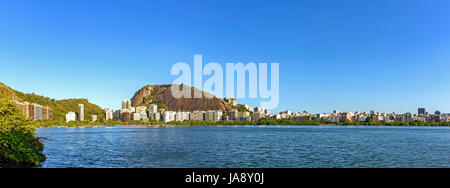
[{"left": 1, "top": 0, "right": 450, "bottom": 113}]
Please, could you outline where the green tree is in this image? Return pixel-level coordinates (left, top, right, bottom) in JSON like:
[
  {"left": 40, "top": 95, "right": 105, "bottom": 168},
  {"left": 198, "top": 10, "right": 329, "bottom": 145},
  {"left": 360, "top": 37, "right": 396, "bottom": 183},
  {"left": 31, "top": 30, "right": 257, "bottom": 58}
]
[
  {"left": 366, "top": 117, "right": 374, "bottom": 123},
  {"left": 0, "top": 99, "right": 38, "bottom": 135},
  {"left": 0, "top": 99, "right": 45, "bottom": 167}
]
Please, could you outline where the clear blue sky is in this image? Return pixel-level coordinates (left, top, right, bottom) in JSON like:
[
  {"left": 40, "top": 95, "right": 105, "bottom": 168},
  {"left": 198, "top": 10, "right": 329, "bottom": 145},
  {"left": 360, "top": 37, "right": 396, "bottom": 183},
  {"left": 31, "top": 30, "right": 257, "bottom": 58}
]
[{"left": 1, "top": 0, "right": 450, "bottom": 113}]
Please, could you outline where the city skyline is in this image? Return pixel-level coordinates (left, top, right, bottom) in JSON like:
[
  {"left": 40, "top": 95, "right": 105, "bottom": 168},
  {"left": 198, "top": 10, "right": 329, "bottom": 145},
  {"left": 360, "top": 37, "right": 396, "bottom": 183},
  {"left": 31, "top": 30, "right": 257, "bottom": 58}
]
[
  {"left": 1, "top": 0, "right": 450, "bottom": 113},
  {"left": 100, "top": 99, "right": 450, "bottom": 124}
]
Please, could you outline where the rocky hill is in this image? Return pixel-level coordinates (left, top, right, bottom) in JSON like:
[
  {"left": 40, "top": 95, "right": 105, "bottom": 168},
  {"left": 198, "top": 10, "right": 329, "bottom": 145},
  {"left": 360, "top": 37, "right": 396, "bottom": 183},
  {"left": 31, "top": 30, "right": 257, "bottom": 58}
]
[
  {"left": 0, "top": 82, "right": 105, "bottom": 121},
  {"left": 130, "top": 84, "right": 232, "bottom": 112}
]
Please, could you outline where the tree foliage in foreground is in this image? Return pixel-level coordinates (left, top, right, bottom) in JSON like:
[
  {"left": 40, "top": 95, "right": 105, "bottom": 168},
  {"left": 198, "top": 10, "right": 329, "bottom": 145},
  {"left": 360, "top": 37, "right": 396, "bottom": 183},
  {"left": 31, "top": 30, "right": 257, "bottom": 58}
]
[{"left": 0, "top": 99, "right": 45, "bottom": 168}]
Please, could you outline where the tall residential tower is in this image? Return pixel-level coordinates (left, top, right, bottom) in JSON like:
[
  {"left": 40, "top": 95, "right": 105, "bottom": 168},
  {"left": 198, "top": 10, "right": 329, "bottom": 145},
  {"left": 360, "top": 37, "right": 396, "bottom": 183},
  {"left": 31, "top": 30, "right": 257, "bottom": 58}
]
[{"left": 78, "top": 104, "right": 84, "bottom": 121}]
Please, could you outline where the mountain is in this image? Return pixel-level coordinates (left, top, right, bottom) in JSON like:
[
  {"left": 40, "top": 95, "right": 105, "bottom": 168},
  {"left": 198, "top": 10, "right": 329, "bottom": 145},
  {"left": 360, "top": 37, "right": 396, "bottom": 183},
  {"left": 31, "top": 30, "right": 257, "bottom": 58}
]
[
  {"left": 0, "top": 82, "right": 105, "bottom": 121},
  {"left": 130, "top": 84, "right": 232, "bottom": 112}
]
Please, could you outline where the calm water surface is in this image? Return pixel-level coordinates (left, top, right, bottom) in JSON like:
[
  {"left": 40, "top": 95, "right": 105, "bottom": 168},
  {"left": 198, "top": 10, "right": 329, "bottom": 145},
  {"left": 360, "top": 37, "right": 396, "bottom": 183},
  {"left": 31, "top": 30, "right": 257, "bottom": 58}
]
[{"left": 36, "top": 126, "right": 450, "bottom": 168}]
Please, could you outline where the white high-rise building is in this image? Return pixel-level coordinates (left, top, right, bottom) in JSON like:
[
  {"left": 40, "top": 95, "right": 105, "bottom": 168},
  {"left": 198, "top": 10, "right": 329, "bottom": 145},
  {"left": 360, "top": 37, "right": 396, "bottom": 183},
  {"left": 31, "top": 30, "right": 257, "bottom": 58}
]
[
  {"left": 149, "top": 104, "right": 158, "bottom": 113},
  {"left": 206, "top": 110, "right": 222, "bottom": 122},
  {"left": 33, "top": 103, "right": 43, "bottom": 121},
  {"left": 78, "top": 104, "right": 84, "bottom": 121},
  {"left": 66, "top": 112, "right": 76, "bottom": 122},
  {"left": 91, "top": 115, "right": 98, "bottom": 122},
  {"left": 122, "top": 100, "right": 132, "bottom": 109},
  {"left": 149, "top": 112, "right": 161, "bottom": 121},
  {"left": 136, "top": 106, "right": 147, "bottom": 114},
  {"left": 105, "top": 109, "right": 114, "bottom": 121},
  {"left": 190, "top": 111, "right": 205, "bottom": 121},
  {"left": 254, "top": 107, "right": 265, "bottom": 113},
  {"left": 132, "top": 113, "right": 142, "bottom": 121},
  {"left": 175, "top": 112, "right": 184, "bottom": 122},
  {"left": 113, "top": 110, "right": 121, "bottom": 120},
  {"left": 175, "top": 112, "right": 190, "bottom": 122},
  {"left": 163, "top": 111, "right": 176, "bottom": 123}
]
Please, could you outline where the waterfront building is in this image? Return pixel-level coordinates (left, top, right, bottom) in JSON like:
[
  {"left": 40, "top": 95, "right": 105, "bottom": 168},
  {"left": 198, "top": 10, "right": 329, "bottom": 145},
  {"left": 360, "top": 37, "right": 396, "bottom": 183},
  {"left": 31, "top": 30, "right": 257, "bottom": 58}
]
[
  {"left": 175, "top": 112, "right": 184, "bottom": 122},
  {"left": 33, "top": 103, "right": 42, "bottom": 121},
  {"left": 413, "top": 116, "right": 426, "bottom": 122},
  {"left": 122, "top": 100, "right": 132, "bottom": 109},
  {"left": 339, "top": 112, "right": 352, "bottom": 122},
  {"left": 141, "top": 112, "right": 148, "bottom": 119},
  {"left": 190, "top": 111, "right": 205, "bottom": 121},
  {"left": 28, "top": 103, "right": 35, "bottom": 120},
  {"left": 273, "top": 114, "right": 282, "bottom": 120},
  {"left": 216, "top": 111, "right": 223, "bottom": 121},
  {"left": 21, "top": 102, "right": 31, "bottom": 119},
  {"left": 418, "top": 108, "right": 426, "bottom": 116},
  {"left": 47, "top": 107, "right": 53, "bottom": 120},
  {"left": 105, "top": 109, "right": 114, "bottom": 121},
  {"left": 229, "top": 109, "right": 239, "bottom": 121},
  {"left": 238, "top": 111, "right": 250, "bottom": 118},
  {"left": 252, "top": 112, "right": 265, "bottom": 122},
  {"left": 42, "top": 107, "right": 49, "bottom": 120},
  {"left": 16, "top": 102, "right": 52, "bottom": 121},
  {"left": 184, "top": 112, "right": 190, "bottom": 121},
  {"left": 435, "top": 111, "right": 441, "bottom": 116},
  {"left": 238, "top": 104, "right": 249, "bottom": 110},
  {"left": 120, "top": 109, "right": 131, "bottom": 122},
  {"left": 113, "top": 110, "right": 121, "bottom": 120},
  {"left": 330, "top": 115, "right": 339, "bottom": 122},
  {"left": 91, "top": 115, "right": 98, "bottom": 122},
  {"left": 283, "top": 110, "right": 292, "bottom": 116},
  {"left": 149, "top": 112, "right": 161, "bottom": 121},
  {"left": 163, "top": 111, "right": 176, "bottom": 123},
  {"left": 132, "top": 113, "right": 142, "bottom": 121},
  {"left": 317, "top": 113, "right": 331, "bottom": 121},
  {"left": 206, "top": 110, "right": 222, "bottom": 122},
  {"left": 136, "top": 106, "right": 147, "bottom": 114},
  {"left": 254, "top": 107, "right": 265, "bottom": 113},
  {"left": 225, "top": 97, "right": 238, "bottom": 106},
  {"left": 403, "top": 113, "right": 413, "bottom": 122},
  {"left": 149, "top": 104, "right": 158, "bottom": 113},
  {"left": 205, "top": 111, "right": 214, "bottom": 121},
  {"left": 78, "top": 104, "right": 84, "bottom": 121},
  {"left": 358, "top": 116, "right": 367, "bottom": 122},
  {"left": 66, "top": 112, "right": 76, "bottom": 122},
  {"left": 174, "top": 111, "right": 190, "bottom": 122}
]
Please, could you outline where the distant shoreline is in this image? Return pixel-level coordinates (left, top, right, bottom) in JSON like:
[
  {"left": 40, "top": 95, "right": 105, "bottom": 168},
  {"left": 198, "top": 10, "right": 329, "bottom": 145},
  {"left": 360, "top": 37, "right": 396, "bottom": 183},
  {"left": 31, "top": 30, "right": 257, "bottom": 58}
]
[{"left": 37, "top": 123, "right": 450, "bottom": 128}]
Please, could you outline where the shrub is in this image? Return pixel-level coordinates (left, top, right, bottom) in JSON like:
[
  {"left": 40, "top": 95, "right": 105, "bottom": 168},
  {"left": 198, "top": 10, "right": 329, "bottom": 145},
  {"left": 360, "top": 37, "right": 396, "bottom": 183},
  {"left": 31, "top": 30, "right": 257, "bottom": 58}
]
[
  {"left": 0, "top": 99, "right": 45, "bottom": 167},
  {"left": 0, "top": 132, "right": 45, "bottom": 167}
]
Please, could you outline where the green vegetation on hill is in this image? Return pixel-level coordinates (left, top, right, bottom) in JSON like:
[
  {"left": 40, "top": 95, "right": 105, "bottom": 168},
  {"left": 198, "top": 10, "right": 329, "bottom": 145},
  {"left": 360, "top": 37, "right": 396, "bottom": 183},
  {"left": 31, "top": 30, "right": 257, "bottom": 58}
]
[
  {"left": 0, "top": 83, "right": 20, "bottom": 101},
  {"left": 235, "top": 105, "right": 249, "bottom": 112},
  {"left": 0, "top": 99, "right": 45, "bottom": 168},
  {"left": 0, "top": 82, "right": 105, "bottom": 122}
]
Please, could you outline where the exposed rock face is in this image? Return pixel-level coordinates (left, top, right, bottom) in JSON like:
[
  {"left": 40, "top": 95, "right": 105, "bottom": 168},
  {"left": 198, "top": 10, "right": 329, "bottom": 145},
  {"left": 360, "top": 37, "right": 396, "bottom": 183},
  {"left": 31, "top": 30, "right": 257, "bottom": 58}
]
[{"left": 130, "top": 84, "right": 232, "bottom": 112}]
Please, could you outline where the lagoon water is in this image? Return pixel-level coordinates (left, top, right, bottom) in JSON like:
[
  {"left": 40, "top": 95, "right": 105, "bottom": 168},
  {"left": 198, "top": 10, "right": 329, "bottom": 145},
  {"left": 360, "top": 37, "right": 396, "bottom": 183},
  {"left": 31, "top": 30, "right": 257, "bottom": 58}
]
[{"left": 36, "top": 126, "right": 450, "bottom": 168}]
